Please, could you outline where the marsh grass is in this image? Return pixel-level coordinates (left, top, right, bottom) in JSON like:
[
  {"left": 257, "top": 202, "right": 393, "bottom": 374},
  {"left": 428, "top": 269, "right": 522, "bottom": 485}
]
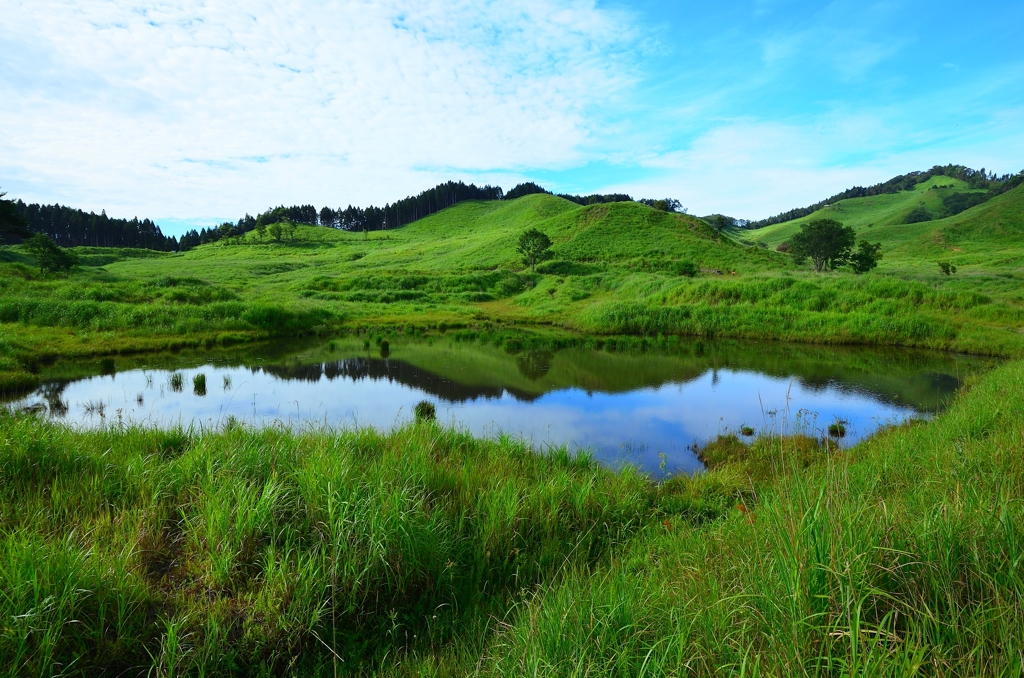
[
  {"left": 480, "top": 360, "right": 1024, "bottom": 677},
  {"left": 2, "top": 360, "right": 1022, "bottom": 674},
  {"left": 0, "top": 417, "right": 663, "bottom": 675},
  {"left": 192, "top": 373, "right": 207, "bottom": 397}
]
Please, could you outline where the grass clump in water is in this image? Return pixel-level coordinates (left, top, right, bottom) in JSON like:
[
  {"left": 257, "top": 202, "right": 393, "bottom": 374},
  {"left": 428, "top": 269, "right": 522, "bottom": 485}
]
[
  {"left": 413, "top": 399, "right": 436, "bottom": 422},
  {"left": 192, "top": 373, "right": 207, "bottom": 396}
]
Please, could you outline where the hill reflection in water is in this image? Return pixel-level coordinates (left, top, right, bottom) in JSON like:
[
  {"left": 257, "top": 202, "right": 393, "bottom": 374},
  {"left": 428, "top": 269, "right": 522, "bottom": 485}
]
[{"left": 8, "top": 338, "right": 994, "bottom": 476}]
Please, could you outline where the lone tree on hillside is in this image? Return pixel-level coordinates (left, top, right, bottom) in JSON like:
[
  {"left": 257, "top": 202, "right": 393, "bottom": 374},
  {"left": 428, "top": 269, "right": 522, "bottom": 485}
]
[
  {"left": 518, "top": 228, "right": 552, "bottom": 272},
  {"left": 789, "top": 219, "right": 856, "bottom": 272},
  {"left": 268, "top": 222, "right": 283, "bottom": 242},
  {"left": 24, "top": 233, "right": 78, "bottom": 275}
]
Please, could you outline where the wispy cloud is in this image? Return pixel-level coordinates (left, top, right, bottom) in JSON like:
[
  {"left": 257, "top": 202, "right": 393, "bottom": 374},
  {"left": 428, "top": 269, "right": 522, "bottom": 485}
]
[
  {"left": 0, "top": 0, "right": 639, "bottom": 221},
  {"left": 1, "top": 0, "right": 1021, "bottom": 229}
]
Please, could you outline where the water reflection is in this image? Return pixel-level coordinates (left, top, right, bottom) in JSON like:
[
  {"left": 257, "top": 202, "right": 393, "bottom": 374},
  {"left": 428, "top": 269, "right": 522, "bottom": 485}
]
[{"left": 7, "top": 338, "right": 993, "bottom": 476}]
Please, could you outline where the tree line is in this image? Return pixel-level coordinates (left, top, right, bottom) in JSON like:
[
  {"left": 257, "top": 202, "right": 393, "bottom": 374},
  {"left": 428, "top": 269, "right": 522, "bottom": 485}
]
[
  {"left": 503, "top": 181, "right": 636, "bottom": 207},
  {"left": 181, "top": 181, "right": 666, "bottom": 251},
  {"left": 7, "top": 200, "right": 179, "bottom": 250},
  {"left": 748, "top": 165, "right": 1024, "bottom": 229},
  {"left": 4, "top": 178, "right": 688, "bottom": 255},
  {"left": 179, "top": 181, "right": 507, "bottom": 250}
]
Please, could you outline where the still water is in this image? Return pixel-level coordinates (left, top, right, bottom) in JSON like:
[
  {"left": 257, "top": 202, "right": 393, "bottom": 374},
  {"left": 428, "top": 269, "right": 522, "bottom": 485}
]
[{"left": 9, "top": 338, "right": 991, "bottom": 476}]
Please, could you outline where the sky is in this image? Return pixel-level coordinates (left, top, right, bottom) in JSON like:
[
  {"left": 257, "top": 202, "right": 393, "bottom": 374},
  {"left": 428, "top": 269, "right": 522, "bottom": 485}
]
[{"left": 2, "top": 0, "right": 1023, "bottom": 235}]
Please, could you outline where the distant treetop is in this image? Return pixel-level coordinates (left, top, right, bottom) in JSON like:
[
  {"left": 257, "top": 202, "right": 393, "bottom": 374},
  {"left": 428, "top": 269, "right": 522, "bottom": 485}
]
[
  {"left": 8, "top": 199, "right": 177, "bottom": 250},
  {"left": 505, "top": 182, "right": 550, "bottom": 200}
]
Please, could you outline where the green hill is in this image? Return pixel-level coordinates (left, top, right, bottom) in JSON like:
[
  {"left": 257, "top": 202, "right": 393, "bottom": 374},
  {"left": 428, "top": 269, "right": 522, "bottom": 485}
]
[
  {"left": 744, "top": 179, "right": 1024, "bottom": 271},
  {"left": 2, "top": 188, "right": 1024, "bottom": 391}
]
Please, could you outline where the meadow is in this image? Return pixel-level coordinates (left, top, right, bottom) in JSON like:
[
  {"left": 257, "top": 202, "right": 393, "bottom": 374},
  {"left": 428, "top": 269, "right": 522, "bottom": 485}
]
[
  {"left": 2, "top": 181, "right": 1024, "bottom": 675},
  {"left": 3, "top": 183, "right": 1024, "bottom": 392}
]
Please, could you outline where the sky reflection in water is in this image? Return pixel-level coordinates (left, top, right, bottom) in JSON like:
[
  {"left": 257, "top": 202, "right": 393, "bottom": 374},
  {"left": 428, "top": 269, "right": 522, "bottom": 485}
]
[{"left": 12, "top": 341, "right": 984, "bottom": 476}]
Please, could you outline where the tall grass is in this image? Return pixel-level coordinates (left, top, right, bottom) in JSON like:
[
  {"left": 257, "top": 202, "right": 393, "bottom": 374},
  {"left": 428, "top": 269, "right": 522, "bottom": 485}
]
[
  {"left": 480, "top": 360, "right": 1024, "bottom": 676},
  {"left": 0, "top": 419, "right": 660, "bottom": 675},
  {"left": 3, "top": 360, "right": 1022, "bottom": 674}
]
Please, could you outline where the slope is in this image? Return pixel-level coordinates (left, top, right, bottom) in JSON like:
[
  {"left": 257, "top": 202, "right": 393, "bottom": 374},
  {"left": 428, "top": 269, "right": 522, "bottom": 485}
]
[
  {"left": 745, "top": 180, "right": 1024, "bottom": 271},
  {"left": 3, "top": 189, "right": 1024, "bottom": 394}
]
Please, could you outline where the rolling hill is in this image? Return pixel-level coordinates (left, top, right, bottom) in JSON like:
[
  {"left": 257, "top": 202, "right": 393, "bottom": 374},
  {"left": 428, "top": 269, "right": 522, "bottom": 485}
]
[
  {"left": 742, "top": 177, "right": 1024, "bottom": 272},
  {"left": 2, "top": 187, "right": 1024, "bottom": 393}
]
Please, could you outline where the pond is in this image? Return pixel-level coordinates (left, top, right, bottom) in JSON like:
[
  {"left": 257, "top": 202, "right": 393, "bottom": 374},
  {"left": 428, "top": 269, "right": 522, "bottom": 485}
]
[{"left": 7, "top": 337, "right": 993, "bottom": 476}]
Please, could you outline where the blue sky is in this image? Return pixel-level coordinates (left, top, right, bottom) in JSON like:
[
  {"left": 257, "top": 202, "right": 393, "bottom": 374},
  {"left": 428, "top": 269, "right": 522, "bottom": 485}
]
[{"left": 2, "top": 0, "right": 1022, "bottom": 235}]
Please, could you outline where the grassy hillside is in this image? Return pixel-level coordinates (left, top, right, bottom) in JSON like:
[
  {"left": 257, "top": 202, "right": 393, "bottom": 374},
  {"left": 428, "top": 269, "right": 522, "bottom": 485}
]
[
  {"left": 2, "top": 191, "right": 1023, "bottom": 392},
  {"left": 744, "top": 178, "right": 1024, "bottom": 272}
]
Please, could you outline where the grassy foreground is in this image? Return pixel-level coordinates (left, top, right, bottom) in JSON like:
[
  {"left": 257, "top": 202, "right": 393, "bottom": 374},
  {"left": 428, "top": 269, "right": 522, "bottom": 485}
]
[{"left": 2, "top": 357, "right": 1022, "bottom": 675}]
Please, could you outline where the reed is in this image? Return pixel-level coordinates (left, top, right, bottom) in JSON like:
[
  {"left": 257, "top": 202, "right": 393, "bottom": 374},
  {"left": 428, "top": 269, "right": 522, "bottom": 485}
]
[{"left": 1, "top": 359, "right": 1022, "bottom": 674}]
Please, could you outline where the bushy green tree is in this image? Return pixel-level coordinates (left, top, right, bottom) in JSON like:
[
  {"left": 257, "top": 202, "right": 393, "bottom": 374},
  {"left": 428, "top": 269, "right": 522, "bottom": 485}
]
[
  {"left": 789, "top": 219, "right": 856, "bottom": 272},
  {"left": 640, "top": 198, "right": 684, "bottom": 213},
  {"left": 23, "top": 233, "right": 78, "bottom": 275},
  {"left": 518, "top": 228, "right": 552, "bottom": 272},
  {"left": 904, "top": 206, "right": 932, "bottom": 224},
  {"left": 849, "top": 240, "right": 883, "bottom": 274}
]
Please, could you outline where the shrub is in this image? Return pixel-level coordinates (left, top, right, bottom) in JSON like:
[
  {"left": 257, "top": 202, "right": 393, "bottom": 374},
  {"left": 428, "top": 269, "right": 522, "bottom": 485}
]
[
  {"left": 827, "top": 421, "right": 847, "bottom": 438},
  {"left": 849, "top": 240, "right": 883, "bottom": 274},
  {"left": 674, "top": 260, "right": 698, "bottom": 277},
  {"left": 414, "top": 400, "right": 436, "bottom": 422},
  {"left": 904, "top": 206, "right": 932, "bottom": 224}
]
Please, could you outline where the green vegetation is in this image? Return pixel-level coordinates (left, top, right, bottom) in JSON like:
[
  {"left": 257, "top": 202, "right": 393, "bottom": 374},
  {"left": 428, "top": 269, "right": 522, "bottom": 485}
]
[
  {"left": 788, "top": 219, "right": 856, "bottom": 272},
  {"left": 1, "top": 354, "right": 1021, "bottom": 675},
  {"left": 516, "top": 227, "right": 553, "bottom": 272},
  {"left": 23, "top": 234, "right": 78, "bottom": 275},
  {"left": 2, "top": 168, "right": 1023, "bottom": 673},
  {"left": 414, "top": 399, "right": 437, "bottom": 421},
  {"left": 3, "top": 183, "right": 1023, "bottom": 393}
]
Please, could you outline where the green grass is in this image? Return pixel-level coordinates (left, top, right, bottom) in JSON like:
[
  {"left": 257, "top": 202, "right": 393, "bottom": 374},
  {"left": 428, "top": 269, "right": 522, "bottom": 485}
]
[
  {"left": 2, "top": 355, "right": 1022, "bottom": 675},
  {"left": 744, "top": 176, "right": 1024, "bottom": 273},
  {"left": 3, "top": 186, "right": 1024, "bottom": 674},
  {"left": 2, "top": 189, "right": 1024, "bottom": 391},
  {"left": 479, "top": 359, "right": 1024, "bottom": 677}
]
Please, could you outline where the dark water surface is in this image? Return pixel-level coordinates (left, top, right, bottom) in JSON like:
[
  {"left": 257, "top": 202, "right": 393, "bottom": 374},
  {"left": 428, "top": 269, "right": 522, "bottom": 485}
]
[{"left": 8, "top": 338, "right": 993, "bottom": 475}]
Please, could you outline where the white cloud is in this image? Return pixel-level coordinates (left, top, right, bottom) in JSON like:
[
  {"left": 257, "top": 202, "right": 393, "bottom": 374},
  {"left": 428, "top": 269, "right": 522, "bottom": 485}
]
[
  {"left": 606, "top": 113, "right": 1024, "bottom": 219},
  {"left": 0, "top": 0, "right": 638, "bottom": 223}
]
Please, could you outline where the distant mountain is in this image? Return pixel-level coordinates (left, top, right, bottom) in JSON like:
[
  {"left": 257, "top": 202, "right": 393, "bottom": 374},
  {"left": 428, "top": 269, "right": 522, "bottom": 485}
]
[{"left": 747, "top": 164, "right": 1024, "bottom": 229}]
